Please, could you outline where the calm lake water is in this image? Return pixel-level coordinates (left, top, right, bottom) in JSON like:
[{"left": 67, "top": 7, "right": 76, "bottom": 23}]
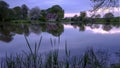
[{"left": 0, "top": 23, "right": 120, "bottom": 63}]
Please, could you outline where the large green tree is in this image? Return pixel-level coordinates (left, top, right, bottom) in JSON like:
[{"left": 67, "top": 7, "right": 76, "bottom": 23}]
[
  {"left": 39, "top": 10, "right": 47, "bottom": 22},
  {"left": 13, "top": 6, "right": 22, "bottom": 20},
  {"left": 21, "top": 4, "right": 29, "bottom": 19},
  {"left": 103, "top": 12, "right": 114, "bottom": 22},
  {"left": 79, "top": 12, "right": 87, "bottom": 22},
  {"left": 80, "top": 12, "right": 86, "bottom": 18},
  {"left": 7, "top": 9, "right": 15, "bottom": 20},
  {"left": 0, "top": 1, "right": 9, "bottom": 21},
  {"left": 47, "top": 5, "right": 64, "bottom": 21},
  {"left": 104, "top": 12, "right": 114, "bottom": 18}
]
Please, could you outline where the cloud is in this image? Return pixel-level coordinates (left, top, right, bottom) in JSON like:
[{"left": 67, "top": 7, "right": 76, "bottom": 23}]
[
  {"left": 86, "top": 7, "right": 120, "bottom": 17},
  {"left": 86, "top": 26, "right": 120, "bottom": 34},
  {"left": 65, "top": 7, "right": 120, "bottom": 17}
]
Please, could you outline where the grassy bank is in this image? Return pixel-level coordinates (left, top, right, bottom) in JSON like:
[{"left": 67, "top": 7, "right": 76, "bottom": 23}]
[{"left": 1, "top": 17, "right": 119, "bottom": 25}]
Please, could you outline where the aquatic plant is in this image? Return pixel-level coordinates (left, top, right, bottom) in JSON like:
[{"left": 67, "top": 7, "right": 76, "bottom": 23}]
[{"left": 0, "top": 36, "right": 120, "bottom": 68}]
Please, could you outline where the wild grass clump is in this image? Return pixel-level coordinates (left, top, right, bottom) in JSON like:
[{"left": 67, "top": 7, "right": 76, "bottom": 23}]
[
  {"left": 1, "top": 36, "right": 43, "bottom": 68},
  {"left": 11, "top": 20, "right": 31, "bottom": 24}
]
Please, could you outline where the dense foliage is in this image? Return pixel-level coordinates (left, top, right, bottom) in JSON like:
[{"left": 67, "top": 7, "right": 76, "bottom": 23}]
[
  {"left": 0, "top": 1, "right": 9, "bottom": 21},
  {"left": 47, "top": 5, "right": 64, "bottom": 21},
  {"left": 0, "top": 0, "right": 119, "bottom": 23},
  {"left": 28, "top": 7, "right": 41, "bottom": 20},
  {"left": 0, "top": 1, "right": 64, "bottom": 22}
]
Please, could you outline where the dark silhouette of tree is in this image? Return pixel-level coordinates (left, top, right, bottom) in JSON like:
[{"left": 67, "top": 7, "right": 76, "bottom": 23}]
[
  {"left": 71, "top": 15, "right": 79, "bottom": 21},
  {"left": 13, "top": 6, "right": 22, "bottom": 20},
  {"left": 39, "top": 10, "right": 47, "bottom": 22},
  {"left": 0, "top": 1, "right": 9, "bottom": 8},
  {"left": 7, "top": 9, "right": 15, "bottom": 20},
  {"left": 0, "top": 1, "right": 9, "bottom": 21},
  {"left": 79, "top": 12, "right": 87, "bottom": 22},
  {"left": 21, "top": 4, "right": 29, "bottom": 19},
  {"left": 104, "top": 12, "right": 114, "bottom": 18},
  {"left": 95, "top": 14, "right": 101, "bottom": 18},
  {"left": 103, "top": 12, "right": 114, "bottom": 22},
  {"left": 80, "top": 12, "right": 86, "bottom": 18}
]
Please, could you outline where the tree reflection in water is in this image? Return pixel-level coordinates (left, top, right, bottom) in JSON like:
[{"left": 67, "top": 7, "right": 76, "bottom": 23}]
[
  {"left": 0, "top": 25, "right": 15, "bottom": 42},
  {"left": 0, "top": 23, "right": 120, "bottom": 43},
  {"left": 0, "top": 23, "right": 120, "bottom": 68},
  {"left": 46, "top": 23, "right": 64, "bottom": 36},
  {"left": 29, "top": 24, "right": 42, "bottom": 35},
  {"left": 102, "top": 25, "right": 112, "bottom": 31},
  {"left": 0, "top": 23, "right": 64, "bottom": 42}
]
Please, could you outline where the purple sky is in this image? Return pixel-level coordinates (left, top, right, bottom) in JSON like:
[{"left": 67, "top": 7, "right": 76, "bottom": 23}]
[{"left": 4, "top": 0, "right": 92, "bottom": 13}]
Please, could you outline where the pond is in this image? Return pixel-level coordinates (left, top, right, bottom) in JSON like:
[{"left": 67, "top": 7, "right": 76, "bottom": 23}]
[{"left": 0, "top": 23, "right": 120, "bottom": 67}]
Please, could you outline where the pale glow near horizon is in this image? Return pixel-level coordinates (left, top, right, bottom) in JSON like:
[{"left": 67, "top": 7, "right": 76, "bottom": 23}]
[
  {"left": 64, "top": 7, "right": 120, "bottom": 17},
  {"left": 64, "top": 13, "right": 80, "bottom": 17}
]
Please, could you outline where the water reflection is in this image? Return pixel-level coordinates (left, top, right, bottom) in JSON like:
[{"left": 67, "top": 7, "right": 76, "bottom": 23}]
[
  {"left": 0, "top": 23, "right": 64, "bottom": 43},
  {"left": 1, "top": 44, "right": 120, "bottom": 68},
  {"left": 0, "top": 23, "right": 120, "bottom": 43},
  {"left": 70, "top": 23, "right": 120, "bottom": 34},
  {"left": 46, "top": 23, "right": 64, "bottom": 36},
  {"left": 29, "top": 24, "right": 42, "bottom": 35},
  {"left": 0, "top": 25, "right": 15, "bottom": 42},
  {"left": 102, "top": 25, "right": 112, "bottom": 31},
  {"left": 0, "top": 23, "right": 120, "bottom": 67}
]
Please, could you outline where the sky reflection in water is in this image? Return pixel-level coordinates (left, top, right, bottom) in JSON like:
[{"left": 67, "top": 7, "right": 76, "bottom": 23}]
[{"left": 0, "top": 24, "right": 120, "bottom": 61}]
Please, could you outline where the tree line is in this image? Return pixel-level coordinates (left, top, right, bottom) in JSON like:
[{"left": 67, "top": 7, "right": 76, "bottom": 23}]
[
  {"left": 64, "top": 11, "right": 119, "bottom": 24},
  {"left": 0, "top": 1, "right": 64, "bottom": 22},
  {"left": 0, "top": 0, "right": 119, "bottom": 23}
]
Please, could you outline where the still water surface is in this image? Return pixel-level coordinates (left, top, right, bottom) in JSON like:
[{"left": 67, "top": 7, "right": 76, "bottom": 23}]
[{"left": 0, "top": 23, "right": 120, "bottom": 62}]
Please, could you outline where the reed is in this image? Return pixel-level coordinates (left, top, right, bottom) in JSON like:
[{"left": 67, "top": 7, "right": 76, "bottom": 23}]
[{"left": 0, "top": 36, "right": 120, "bottom": 68}]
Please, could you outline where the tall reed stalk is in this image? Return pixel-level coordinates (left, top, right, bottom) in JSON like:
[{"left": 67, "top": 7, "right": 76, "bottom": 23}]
[{"left": 0, "top": 36, "right": 119, "bottom": 68}]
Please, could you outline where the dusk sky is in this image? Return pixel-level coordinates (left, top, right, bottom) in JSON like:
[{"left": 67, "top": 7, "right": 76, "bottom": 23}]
[
  {"left": 4, "top": 0, "right": 120, "bottom": 17},
  {"left": 4, "top": 0, "right": 92, "bottom": 13}
]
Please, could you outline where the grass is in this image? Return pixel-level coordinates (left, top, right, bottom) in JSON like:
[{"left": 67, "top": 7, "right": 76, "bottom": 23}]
[
  {"left": 11, "top": 20, "right": 31, "bottom": 24},
  {"left": 0, "top": 36, "right": 120, "bottom": 68}
]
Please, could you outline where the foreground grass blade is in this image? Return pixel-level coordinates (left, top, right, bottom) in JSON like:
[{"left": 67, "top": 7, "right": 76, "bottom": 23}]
[{"left": 24, "top": 35, "right": 33, "bottom": 55}]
